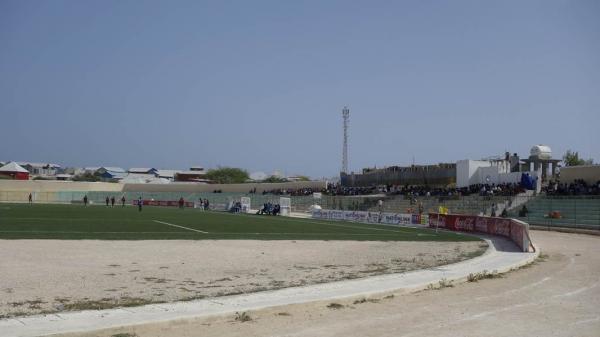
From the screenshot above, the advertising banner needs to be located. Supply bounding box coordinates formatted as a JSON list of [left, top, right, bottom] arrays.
[[382, 213, 413, 225], [429, 212, 533, 252], [313, 209, 420, 226], [133, 200, 194, 208]]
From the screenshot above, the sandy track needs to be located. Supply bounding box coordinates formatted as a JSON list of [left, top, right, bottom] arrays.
[[0, 239, 484, 317], [63, 231, 600, 337]]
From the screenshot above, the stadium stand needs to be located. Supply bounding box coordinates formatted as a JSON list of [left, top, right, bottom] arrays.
[[2, 180, 598, 230], [508, 196, 600, 230]]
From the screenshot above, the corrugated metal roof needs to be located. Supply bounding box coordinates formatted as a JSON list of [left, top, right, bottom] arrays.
[[0, 162, 29, 173], [156, 170, 179, 178], [17, 162, 61, 168], [128, 168, 157, 173], [177, 171, 207, 175], [101, 167, 126, 173]]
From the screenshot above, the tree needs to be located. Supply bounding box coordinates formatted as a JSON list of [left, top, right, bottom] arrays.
[[262, 175, 288, 183], [205, 167, 249, 184], [72, 172, 101, 182], [563, 150, 594, 167]]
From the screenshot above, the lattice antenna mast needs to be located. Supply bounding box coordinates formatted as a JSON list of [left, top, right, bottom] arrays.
[[342, 106, 350, 174]]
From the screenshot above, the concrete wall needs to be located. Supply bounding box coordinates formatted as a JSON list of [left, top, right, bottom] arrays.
[[559, 165, 600, 184], [456, 160, 471, 188], [457, 160, 497, 187], [0, 180, 327, 194], [122, 181, 326, 193], [341, 165, 456, 187], [0, 180, 123, 192]]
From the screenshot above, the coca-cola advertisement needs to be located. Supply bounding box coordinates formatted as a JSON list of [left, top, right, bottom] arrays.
[[429, 213, 532, 252]]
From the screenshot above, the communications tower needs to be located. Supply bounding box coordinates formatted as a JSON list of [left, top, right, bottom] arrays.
[[342, 106, 350, 174]]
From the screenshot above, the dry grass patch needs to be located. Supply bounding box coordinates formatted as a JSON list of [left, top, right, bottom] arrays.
[[467, 270, 502, 282], [63, 297, 157, 311]]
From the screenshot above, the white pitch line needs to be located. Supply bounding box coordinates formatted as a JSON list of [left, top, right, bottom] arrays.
[[153, 220, 209, 234]]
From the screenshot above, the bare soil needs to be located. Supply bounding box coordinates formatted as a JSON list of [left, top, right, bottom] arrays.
[[57, 231, 600, 337], [0, 239, 485, 317]]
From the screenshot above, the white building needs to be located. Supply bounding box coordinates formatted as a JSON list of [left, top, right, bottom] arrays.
[[17, 162, 61, 177], [456, 157, 540, 188]]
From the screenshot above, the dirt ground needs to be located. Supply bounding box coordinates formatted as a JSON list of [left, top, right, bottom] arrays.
[[0, 239, 485, 317], [63, 231, 600, 337]]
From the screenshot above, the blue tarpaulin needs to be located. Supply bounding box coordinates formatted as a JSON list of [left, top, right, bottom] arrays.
[[520, 173, 537, 190]]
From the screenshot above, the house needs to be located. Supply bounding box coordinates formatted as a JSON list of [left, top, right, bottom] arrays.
[[120, 173, 170, 184], [156, 169, 179, 181], [55, 174, 73, 181], [0, 162, 30, 180], [128, 168, 158, 175], [95, 167, 127, 180], [63, 167, 86, 176], [18, 162, 61, 177], [175, 167, 209, 182]]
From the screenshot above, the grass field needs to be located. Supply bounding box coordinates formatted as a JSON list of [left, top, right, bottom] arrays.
[[0, 203, 479, 241]]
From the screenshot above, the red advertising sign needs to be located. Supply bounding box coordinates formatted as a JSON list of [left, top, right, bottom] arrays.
[[429, 213, 532, 252]]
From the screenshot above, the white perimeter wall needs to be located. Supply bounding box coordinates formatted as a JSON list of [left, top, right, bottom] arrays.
[[0, 180, 327, 194], [0, 180, 123, 192]]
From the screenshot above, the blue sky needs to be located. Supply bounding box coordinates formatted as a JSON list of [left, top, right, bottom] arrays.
[[1, 0, 598, 178]]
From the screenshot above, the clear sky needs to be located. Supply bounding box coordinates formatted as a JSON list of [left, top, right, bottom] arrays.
[[1, 0, 598, 178]]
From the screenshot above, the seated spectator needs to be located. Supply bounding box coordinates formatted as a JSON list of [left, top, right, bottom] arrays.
[[230, 201, 242, 213], [258, 203, 269, 215], [519, 205, 529, 217]]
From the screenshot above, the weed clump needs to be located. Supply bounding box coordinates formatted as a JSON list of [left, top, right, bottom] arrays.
[[327, 302, 344, 309], [234, 311, 252, 322], [467, 270, 502, 282]]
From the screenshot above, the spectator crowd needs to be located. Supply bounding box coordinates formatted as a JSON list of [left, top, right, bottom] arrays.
[[545, 180, 600, 196], [246, 179, 600, 199], [322, 182, 526, 198]]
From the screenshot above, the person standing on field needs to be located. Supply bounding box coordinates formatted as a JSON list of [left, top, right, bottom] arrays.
[[83, 195, 88, 207], [121, 195, 126, 207], [28, 193, 32, 204], [138, 197, 143, 212], [105, 196, 110, 207], [110, 196, 115, 207]]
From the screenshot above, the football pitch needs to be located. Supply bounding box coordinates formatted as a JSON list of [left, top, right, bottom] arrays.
[[0, 203, 479, 241]]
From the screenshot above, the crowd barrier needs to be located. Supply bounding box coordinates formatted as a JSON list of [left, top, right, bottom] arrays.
[[429, 213, 534, 252]]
